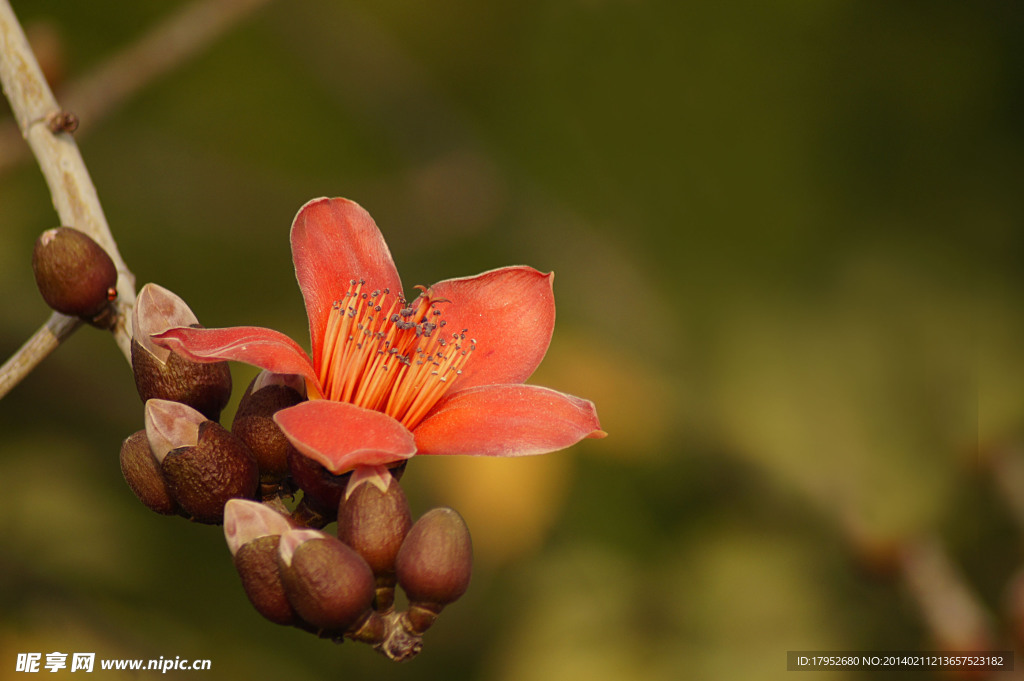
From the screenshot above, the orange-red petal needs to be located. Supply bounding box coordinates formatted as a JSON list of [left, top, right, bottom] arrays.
[[152, 325, 320, 392], [412, 384, 605, 457], [423, 266, 555, 393], [290, 198, 402, 373], [273, 400, 417, 474]]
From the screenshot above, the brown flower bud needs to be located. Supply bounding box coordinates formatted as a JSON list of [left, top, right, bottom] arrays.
[[287, 450, 349, 525], [32, 227, 116, 321], [277, 529, 375, 632], [131, 283, 232, 421], [119, 429, 179, 515], [234, 535, 298, 626], [145, 399, 258, 524], [396, 507, 472, 633], [338, 469, 411, 577], [232, 372, 305, 485]]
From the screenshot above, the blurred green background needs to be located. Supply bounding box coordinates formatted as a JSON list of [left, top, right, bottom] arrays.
[[1, 1, 1021, 679]]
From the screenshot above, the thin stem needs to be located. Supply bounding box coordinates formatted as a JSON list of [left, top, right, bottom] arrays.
[[0, 312, 80, 399], [0, 0, 135, 391]]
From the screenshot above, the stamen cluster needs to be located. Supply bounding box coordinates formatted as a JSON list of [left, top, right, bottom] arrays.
[[319, 279, 474, 428]]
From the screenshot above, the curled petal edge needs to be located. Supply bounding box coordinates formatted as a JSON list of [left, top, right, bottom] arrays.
[[413, 383, 605, 458]]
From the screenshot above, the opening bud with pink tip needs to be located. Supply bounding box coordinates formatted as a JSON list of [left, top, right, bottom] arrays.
[[224, 499, 298, 626], [144, 399, 258, 524], [338, 466, 411, 610], [131, 283, 232, 421], [224, 498, 294, 556], [396, 507, 473, 634], [32, 226, 117, 325], [277, 528, 375, 632]]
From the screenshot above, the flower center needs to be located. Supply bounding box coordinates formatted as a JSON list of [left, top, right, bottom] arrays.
[[318, 279, 474, 429]]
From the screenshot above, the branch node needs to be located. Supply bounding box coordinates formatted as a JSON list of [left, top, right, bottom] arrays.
[[45, 109, 79, 134]]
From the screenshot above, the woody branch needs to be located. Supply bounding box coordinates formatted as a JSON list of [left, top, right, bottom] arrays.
[[0, 0, 135, 399]]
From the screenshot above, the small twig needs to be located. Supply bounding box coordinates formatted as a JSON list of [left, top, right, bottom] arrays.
[[0, 311, 80, 399], [0, 0, 273, 175], [0, 0, 135, 386]]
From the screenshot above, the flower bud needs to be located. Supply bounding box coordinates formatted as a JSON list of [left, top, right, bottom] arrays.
[[338, 468, 411, 577], [277, 529, 375, 632], [145, 399, 258, 524], [131, 283, 232, 421], [234, 535, 298, 626], [224, 499, 298, 626], [32, 226, 117, 322], [396, 507, 472, 633], [232, 372, 305, 485], [119, 429, 179, 515], [287, 449, 350, 525]]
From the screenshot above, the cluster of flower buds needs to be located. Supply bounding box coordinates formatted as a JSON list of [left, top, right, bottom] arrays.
[[224, 470, 472, 662], [32, 226, 118, 328], [119, 283, 472, 660], [120, 284, 254, 523]]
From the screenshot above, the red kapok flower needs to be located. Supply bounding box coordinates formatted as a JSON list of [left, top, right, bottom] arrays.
[[153, 198, 605, 475]]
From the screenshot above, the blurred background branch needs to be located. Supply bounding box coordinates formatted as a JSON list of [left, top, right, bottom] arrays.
[[900, 537, 994, 655], [0, 0, 273, 176]]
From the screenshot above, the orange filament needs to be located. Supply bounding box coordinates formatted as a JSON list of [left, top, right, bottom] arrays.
[[318, 279, 474, 429]]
